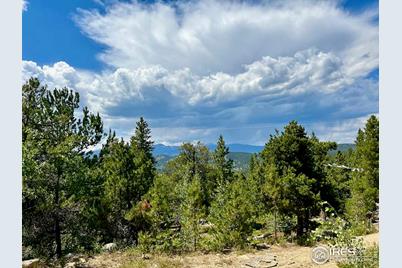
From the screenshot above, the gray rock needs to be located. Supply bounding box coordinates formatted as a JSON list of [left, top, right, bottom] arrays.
[[22, 259, 41, 268], [64, 262, 76, 268], [142, 253, 151, 259], [102, 242, 117, 251], [254, 243, 270, 250], [253, 233, 271, 240], [244, 258, 278, 268], [222, 248, 231, 253]]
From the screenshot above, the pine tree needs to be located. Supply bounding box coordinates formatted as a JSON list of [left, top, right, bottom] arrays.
[[102, 138, 133, 212], [130, 117, 156, 201], [260, 121, 331, 240], [249, 154, 257, 173], [208, 175, 259, 250], [180, 175, 205, 251], [100, 118, 157, 242], [355, 115, 379, 192], [148, 174, 181, 229], [346, 115, 379, 234], [130, 117, 154, 162], [166, 142, 213, 207], [261, 163, 281, 241], [22, 78, 103, 258], [213, 135, 234, 186], [324, 151, 353, 214]]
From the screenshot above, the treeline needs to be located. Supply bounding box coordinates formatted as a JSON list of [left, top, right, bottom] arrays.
[[22, 78, 379, 259]]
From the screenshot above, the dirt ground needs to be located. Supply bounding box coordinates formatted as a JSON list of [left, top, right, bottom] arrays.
[[360, 232, 379, 248], [84, 233, 379, 268]]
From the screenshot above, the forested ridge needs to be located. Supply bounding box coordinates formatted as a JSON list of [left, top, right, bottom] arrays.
[[155, 146, 355, 171], [22, 78, 379, 265]]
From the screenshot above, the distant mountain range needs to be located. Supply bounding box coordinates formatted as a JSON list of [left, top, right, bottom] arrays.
[[153, 143, 355, 170], [153, 143, 264, 156], [93, 143, 355, 170], [153, 143, 262, 170], [328, 143, 356, 155], [155, 151, 253, 171]]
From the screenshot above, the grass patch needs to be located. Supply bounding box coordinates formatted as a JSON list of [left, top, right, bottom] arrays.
[[337, 245, 379, 268], [119, 255, 184, 268]]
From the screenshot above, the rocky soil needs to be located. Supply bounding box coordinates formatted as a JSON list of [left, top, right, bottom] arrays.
[[22, 232, 379, 268]]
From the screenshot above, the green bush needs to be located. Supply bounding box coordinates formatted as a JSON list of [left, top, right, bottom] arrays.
[[310, 215, 379, 268], [310, 215, 364, 250], [138, 229, 183, 254], [208, 177, 259, 250], [337, 245, 379, 268]]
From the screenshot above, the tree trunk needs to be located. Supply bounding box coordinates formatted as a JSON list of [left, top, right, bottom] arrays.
[[296, 214, 304, 238], [274, 209, 277, 242], [296, 210, 311, 239], [55, 174, 62, 258], [55, 215, 62, 258]]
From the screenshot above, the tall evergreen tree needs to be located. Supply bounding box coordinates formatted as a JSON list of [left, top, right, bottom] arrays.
[[324, 151, 353, 214], [100, 118, 156, 242], [213, 135, 234, 186], [166, 142, 213, 207], [260, 121, 333, 239], [208, 175, 259, 250], [347, 115, 379, 234], [103, 138, 132, 210], [100, 117, 157, 243], [130, 117, 156, 201], [130, 117, 154, 161], [355, 115, 379, 192], [180, 175, 205, 251], [260, 163, 281, 241], [22, 78, 103, 258]]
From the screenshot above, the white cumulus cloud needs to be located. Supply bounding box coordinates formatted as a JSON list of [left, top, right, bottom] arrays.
[[22, 49, 364, 114], [22, 0, 379, 144], [74, 0, 378, 76]]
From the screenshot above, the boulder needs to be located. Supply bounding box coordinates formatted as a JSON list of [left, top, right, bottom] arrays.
[[64, 262, 76, 268], [102, 242, 117, 251], [244, 255, 278, 268], [65, 253, 74, 259], [22, 259, 41, 268], [253, 243, 270, 250], [141, 253, 151, 259], [253, 233, 271, 240]]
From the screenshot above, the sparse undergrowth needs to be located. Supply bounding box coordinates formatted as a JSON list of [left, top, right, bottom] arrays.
[[337, 245, 379, 268], [120, 258, 184, 268]]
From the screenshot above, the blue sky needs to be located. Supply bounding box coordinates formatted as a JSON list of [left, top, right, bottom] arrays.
[[22, 0, 379, 145]]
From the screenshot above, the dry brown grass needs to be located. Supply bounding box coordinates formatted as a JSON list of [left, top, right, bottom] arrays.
[[83, 233, 379, 268]]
